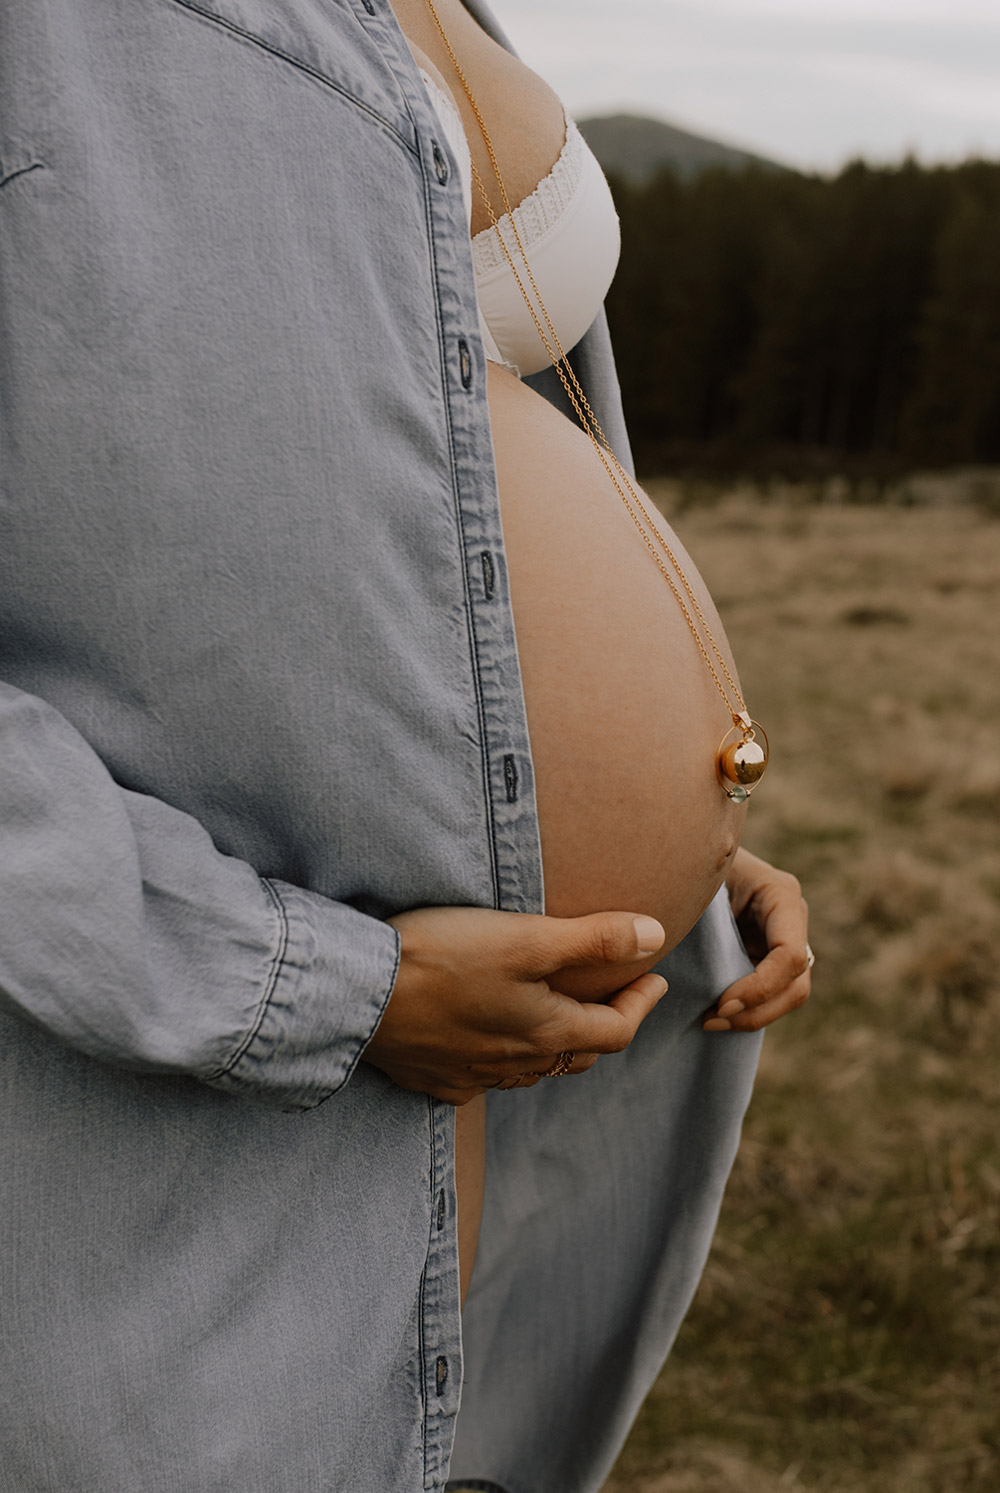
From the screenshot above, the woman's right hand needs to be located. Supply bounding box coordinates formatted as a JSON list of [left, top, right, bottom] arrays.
[[362, 906, 669, 1104]]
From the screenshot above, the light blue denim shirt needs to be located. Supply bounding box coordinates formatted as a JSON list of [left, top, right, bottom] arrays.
[[0, 2, 761, 1489]]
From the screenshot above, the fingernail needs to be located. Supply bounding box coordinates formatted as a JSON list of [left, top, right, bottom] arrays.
[[703, 1017, 731, 1032], [633, 916, 665, 955], [647, 975, 669, 999], [718, 998, 744, 1018]]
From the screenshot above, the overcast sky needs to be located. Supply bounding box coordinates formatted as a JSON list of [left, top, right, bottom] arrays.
[[492, 0, 1000, 172]]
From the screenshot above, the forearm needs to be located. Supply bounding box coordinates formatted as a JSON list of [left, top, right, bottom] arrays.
[[0, 682, 399, 1109]]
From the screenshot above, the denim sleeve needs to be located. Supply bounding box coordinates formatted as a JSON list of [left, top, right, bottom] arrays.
[[0, 681, 400, 1111]]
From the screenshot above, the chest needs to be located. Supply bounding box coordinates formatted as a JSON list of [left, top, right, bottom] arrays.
[[388, 0, 566, 235]]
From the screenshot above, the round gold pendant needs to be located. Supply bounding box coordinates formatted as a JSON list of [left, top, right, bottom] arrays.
[[716, 722, 769, 803]]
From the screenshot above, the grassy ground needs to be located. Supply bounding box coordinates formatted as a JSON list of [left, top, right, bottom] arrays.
[[603, 482, 1000, 1493]]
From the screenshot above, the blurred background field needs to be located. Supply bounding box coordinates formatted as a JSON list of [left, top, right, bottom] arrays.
[[602, 479, 1000, 1492], [566, 73, 1000, 1492]]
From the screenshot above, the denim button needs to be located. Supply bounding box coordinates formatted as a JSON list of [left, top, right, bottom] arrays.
[[432, 143, 449, 185]]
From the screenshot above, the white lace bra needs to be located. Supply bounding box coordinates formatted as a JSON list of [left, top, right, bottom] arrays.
[[419, 70, 621, 378]]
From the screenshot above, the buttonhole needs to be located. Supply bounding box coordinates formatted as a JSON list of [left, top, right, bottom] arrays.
[[436, 1190, 446, 1231], [432, 143, 449, 185], [435, 1356, 449, 1395], [458, 338, 472, 389], [503, 754, 518, 803], [481, 551, 495, 599]]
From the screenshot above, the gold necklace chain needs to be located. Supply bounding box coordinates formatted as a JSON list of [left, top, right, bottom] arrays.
[[422, 0, 768, 802]]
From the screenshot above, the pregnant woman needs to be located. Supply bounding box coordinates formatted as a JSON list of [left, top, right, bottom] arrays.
[[371, 0, 802, 1315], [0, 1, 809, 1490]]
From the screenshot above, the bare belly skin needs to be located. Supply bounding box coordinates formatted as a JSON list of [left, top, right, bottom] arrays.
[[457, 364, 750, 1299], [491, 363, 747, 951]]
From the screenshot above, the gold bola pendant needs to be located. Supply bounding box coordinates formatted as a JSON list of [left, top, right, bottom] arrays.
[[717, 719, 769, 803]]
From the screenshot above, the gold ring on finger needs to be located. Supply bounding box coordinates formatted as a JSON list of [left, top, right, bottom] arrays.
[[531, 1050, 576, 1079]]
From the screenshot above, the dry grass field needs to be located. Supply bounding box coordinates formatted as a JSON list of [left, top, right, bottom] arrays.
[[603, 478, 1000, 1493]]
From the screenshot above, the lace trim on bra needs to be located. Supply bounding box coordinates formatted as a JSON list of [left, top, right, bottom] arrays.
[[471, 116, 584, 277], [419, 69, 463, 143]]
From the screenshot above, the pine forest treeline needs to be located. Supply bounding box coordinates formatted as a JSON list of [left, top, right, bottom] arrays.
[[604, 159, 1000, 475]]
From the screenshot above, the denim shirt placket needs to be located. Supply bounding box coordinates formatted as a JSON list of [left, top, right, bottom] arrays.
[[359, 2, 545, 1484]]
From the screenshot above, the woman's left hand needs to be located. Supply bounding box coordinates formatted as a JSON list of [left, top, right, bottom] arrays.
[[704, 847, 811, 1032]]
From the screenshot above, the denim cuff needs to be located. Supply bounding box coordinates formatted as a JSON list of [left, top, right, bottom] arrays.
[[208, 878, 400, 1111]]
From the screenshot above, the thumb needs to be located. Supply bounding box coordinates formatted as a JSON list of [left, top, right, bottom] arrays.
[[529, 910, 666, 976]]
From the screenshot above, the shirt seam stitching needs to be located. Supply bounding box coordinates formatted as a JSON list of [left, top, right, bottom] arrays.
[[419, 135, 501, 911], [204, 877, 289, 1080], [0, 160, 46, 193], [420, 1098, 435, 1485], [163, 0, 418, 154]]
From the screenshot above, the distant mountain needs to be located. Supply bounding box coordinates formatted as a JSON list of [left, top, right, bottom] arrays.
[[576, 113, 788, 184]]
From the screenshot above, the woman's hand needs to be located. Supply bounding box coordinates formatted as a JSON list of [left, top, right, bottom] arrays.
[[704, 848, 811, 1032], [363, 905, 670, 1104]]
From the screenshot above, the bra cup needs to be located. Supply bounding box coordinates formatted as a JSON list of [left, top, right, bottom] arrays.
[[473, 146, 621, 377]]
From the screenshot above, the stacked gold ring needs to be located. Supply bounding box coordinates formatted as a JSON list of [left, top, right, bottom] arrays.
[[531, 1051, 575, 1079], [495, 1051, 577, 1088]]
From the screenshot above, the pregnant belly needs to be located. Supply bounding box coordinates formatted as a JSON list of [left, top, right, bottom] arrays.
[[489, 364, 748, 988]]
